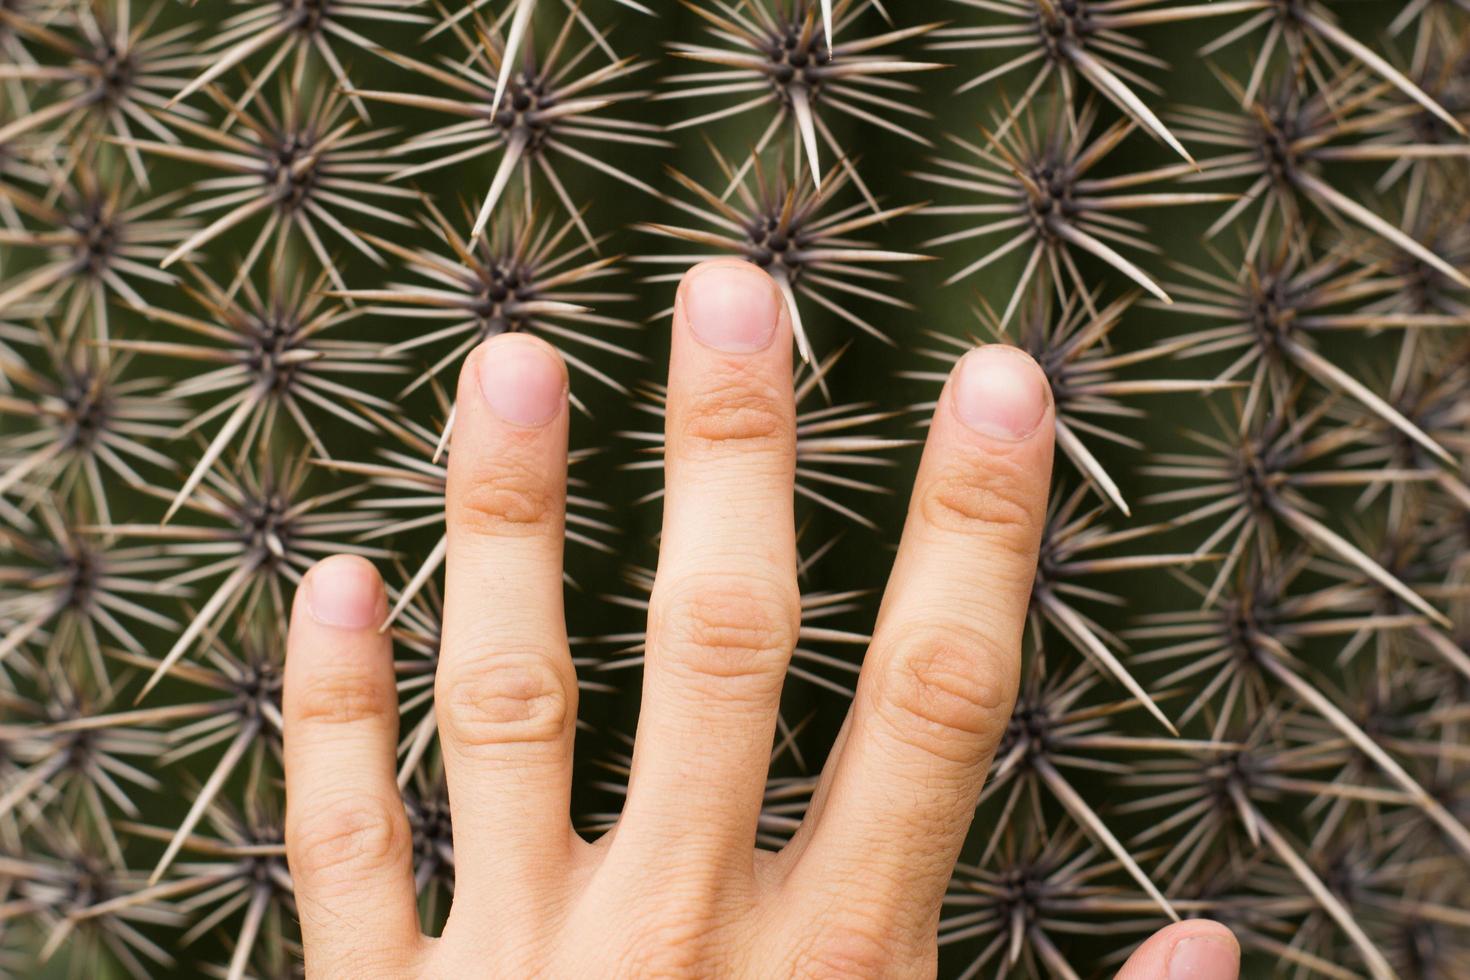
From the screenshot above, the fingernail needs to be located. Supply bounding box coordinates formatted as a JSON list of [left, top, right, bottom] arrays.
[[953, 346, 1050, 441], [684, 262, 780, 353], [305, 556, 381, 629], [1168, 935, 1240, 980], [478, 339, 566, 427]]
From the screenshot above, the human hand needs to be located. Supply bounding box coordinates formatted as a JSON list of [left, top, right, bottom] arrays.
[[281, 260, 1241, 978]]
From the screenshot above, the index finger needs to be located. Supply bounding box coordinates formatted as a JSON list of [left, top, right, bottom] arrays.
[[785, 345, 1054, 933]]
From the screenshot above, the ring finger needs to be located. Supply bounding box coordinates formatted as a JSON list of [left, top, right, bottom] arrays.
[[436, 334, 580, 912]]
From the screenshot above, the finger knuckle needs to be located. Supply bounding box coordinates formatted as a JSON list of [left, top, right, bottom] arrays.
[[292, 669, 395, 728], [308, 961, 413, 980], [452, 459, 558, 538], [615, 920, 722, 978], [438, 654, 572, 751], [871, 628, 1017, 763], [791, 921, 901, 979], [677, 374, 789, 454], [919, 457, 1041, 556], [288, 792, 405, 886], [651, 574, 798, 693]]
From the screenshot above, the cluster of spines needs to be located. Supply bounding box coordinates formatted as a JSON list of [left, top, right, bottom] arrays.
[[1, 0, 1468, 977]]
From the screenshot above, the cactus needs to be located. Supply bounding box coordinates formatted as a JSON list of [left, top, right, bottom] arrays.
[[1, 1, 1468, 976]]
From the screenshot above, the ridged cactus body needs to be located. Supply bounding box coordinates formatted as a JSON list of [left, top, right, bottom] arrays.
[[1, 1, 1468, 977]]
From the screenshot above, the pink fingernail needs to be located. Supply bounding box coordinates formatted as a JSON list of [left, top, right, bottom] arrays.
[[1168, 935, 1241, 980], [478, 339, 566, 427], [305, 556, 381, 629], [684, 263, 780, 353], [953, 345, 1050, 441]]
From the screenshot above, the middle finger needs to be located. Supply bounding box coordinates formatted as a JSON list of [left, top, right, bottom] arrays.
[[618, 260, 800, 862]]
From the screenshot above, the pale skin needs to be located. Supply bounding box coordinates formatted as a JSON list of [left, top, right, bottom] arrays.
[[282, 261, 1244, 979]]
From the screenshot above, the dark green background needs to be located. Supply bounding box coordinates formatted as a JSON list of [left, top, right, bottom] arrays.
[[3, 0, 1450, 976]]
